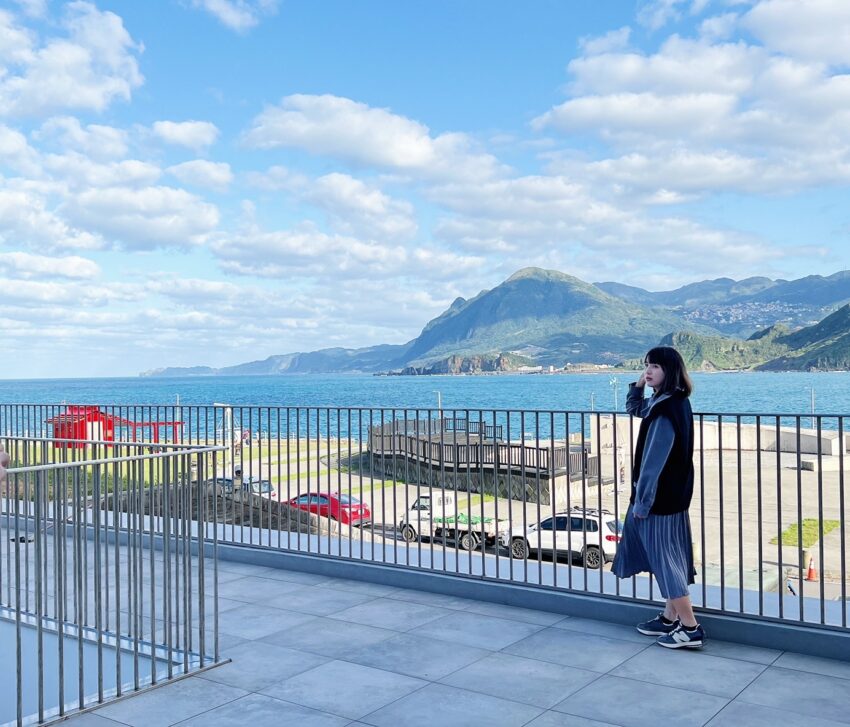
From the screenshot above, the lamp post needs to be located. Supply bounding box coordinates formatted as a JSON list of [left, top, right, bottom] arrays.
[[214, 403, 234, 471]]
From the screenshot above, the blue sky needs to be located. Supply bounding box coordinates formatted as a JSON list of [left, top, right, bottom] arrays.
[[1, 0, 849, 377]]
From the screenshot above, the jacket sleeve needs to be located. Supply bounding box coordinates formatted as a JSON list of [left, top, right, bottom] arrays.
[[626, 382, 649, 417], [633, 415, 675, 518]]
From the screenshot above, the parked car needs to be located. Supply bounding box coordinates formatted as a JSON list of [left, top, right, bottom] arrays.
[[244, 476, 277, 499], [205, 476, 236, 495], [286, 492, 371, 526], [399, 493, 508, 551], [499, 507, 623, 568]]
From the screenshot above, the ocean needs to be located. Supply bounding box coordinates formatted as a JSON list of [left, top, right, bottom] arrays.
[[0, 371, 847, 416]]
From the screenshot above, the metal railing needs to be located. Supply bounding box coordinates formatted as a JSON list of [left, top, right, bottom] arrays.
[[1, 403, 848, 637], [1, 439, 225, 727]]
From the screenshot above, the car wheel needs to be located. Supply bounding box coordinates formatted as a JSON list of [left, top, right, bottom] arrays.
[[459, 532, 480, 551], [511, 538, 530, 559], [400, 524, 417, 542], [583, 546, 602, 569]]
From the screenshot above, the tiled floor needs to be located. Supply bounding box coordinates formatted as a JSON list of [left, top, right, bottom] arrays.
[[65, 559, 850, 727]]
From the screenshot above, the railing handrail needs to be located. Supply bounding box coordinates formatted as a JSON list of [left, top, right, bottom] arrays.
[[5, 444, 225, 474]]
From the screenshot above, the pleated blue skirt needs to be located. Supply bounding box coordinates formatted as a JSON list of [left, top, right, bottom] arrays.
[[611, 504, 696, 599]]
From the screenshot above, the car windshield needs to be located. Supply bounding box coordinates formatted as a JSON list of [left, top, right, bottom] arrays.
[[337, 494, 360, 505], [606, 520, 624, 534], [251, 480, 272, 493]]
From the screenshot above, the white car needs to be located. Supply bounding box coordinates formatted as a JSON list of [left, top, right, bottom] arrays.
[[499, 507, 623, 569]]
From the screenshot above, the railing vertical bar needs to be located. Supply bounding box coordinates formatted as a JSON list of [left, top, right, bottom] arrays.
[[816, 416, 825, 624], [795, 417, 804, 623], [755, 415, 764, 616], [736, 415, 744, 615]]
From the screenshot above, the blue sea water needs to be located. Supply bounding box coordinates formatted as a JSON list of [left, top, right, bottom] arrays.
[[0, 371, 847, 416]]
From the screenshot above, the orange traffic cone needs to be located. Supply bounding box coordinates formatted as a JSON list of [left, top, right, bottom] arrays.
[[805, 556, 819, 582]]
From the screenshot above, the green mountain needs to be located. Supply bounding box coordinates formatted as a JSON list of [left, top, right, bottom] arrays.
[[757, 305, 850, 371], [402, 267, 701, 366], [596, 271, 850, 335], [623, 305, 850, 372], [143, 268, 850, 377]]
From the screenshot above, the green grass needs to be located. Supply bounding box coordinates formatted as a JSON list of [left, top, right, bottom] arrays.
[[770, 519, 840, 548], [456, 494, 495, 509]]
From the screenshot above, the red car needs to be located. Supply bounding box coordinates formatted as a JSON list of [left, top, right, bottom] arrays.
[[287, 492, 372, 526]]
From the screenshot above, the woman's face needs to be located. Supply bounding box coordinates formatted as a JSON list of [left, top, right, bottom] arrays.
[[644, 361, 666, 390]]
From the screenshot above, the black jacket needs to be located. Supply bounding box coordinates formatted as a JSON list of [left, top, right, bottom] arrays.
[[631, 392, 694, 515]]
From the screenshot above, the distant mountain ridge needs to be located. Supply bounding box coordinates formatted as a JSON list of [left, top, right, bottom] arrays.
[[142, 268, 850, 377], [596, 271, 850, 335]]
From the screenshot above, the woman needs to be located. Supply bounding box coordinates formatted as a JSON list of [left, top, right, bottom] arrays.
[[611, 346, 704, 648]]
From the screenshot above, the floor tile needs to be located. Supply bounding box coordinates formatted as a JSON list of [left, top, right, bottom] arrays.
[[504, 627, 648, 672], [327, 597, 450, 631], [197, 640, 329, 691], [439, 652, 598, 708], [269, 660, 426, 720], [524, 712, 620, 727], [174, 693, 349, 727], [359, 683, 542, 727], [772, 652, 850, 680], [262, 586, 377, 616], [249, 568, 331, 586], [554, 675, 728, 727], [610, 646, 768, 697], [435, 599, 567, 626], [385, 589, 477, 611], [344, 632, 489, 681], [215, 575, 309, 603], [552, 616, 651, 643], [94, 676, 247, 727], [263, 616, 397, 658], [699, 639, 782, 665], [318, 578, 400, 597], [737, 666, 850, 724], [60, 715, 129, 727], [410, 610, 544, 650], [706, 700, 849, 726], [217, 602, 315, 640]]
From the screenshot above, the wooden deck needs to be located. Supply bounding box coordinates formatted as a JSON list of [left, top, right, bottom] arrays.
[[368, 418, 598, 478]]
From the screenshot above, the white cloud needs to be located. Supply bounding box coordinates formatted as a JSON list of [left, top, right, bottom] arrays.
[[534, 26, 850, 196], [699, 12, 739, 40], [12, 0, 48, 17], [0, 123, 40, 174], [579, 27, 631, 55], [0, 2, 143, 117], [35, 116, 128, 159], [0, 187, 102, 250], [65, 186, 220, 249], [0, 251, 99, 279], [637, 0, 688, 30], [211, 222, 409, 278], [243, 94, 505, 181], [167, 159, 233, 190], [306, 173, 417, 240], [191, 0, 279, 33], [743, 0, 850, 65], [43, 153, 161, 189], [152, 120, 219, 150], [429, 174, 783, 280]]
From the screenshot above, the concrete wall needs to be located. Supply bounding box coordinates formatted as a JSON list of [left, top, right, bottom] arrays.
[[593, 414, 846, 457]]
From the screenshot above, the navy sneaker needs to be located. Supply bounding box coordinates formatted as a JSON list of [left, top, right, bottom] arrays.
[[656, 622, 705, 649], [636, 613, 679, 636]]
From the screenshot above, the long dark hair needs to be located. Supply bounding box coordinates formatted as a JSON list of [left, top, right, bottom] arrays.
[[645, 346, 693, 397]]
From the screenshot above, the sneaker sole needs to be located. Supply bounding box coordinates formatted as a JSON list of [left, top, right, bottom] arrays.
[[636, 627, 674, 636], [657, 638, 704, 649]]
